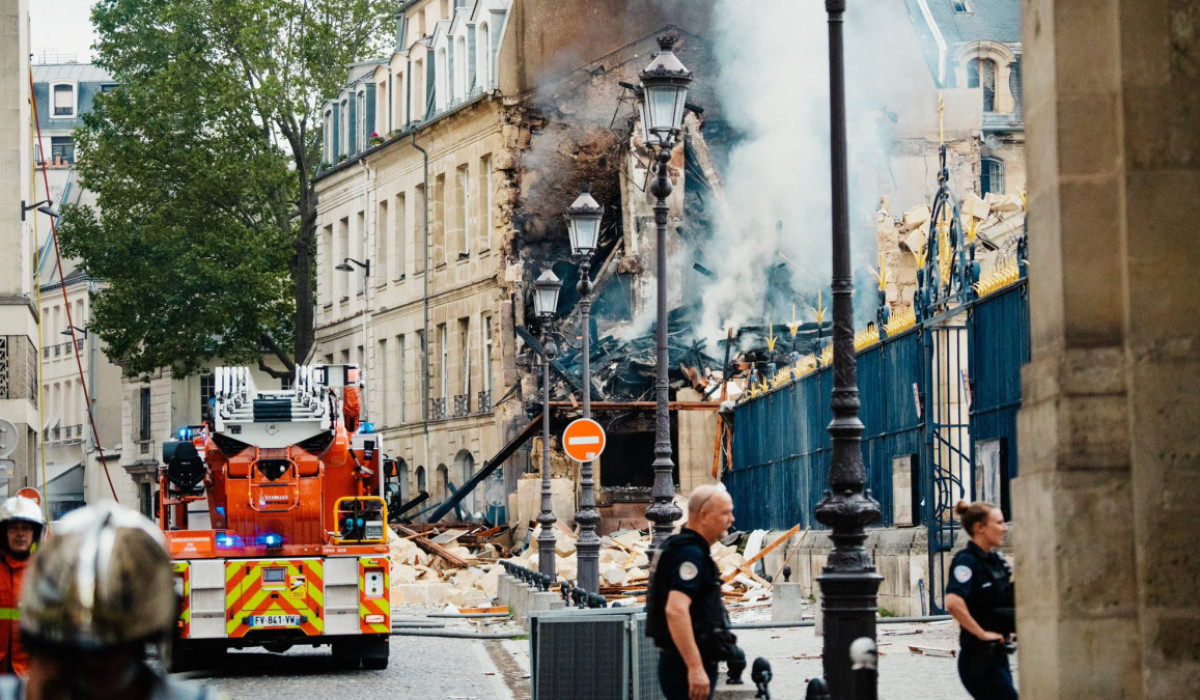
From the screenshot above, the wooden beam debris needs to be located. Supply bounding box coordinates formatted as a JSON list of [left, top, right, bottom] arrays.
[[393, 523, 471, 568]]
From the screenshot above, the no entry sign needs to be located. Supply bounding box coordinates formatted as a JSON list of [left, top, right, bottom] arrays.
[[562, 418, 606, 462]]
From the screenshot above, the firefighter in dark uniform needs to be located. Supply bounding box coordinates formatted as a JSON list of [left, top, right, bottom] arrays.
[[646, 484, 738, 700], [945, 500, 1018, 699]]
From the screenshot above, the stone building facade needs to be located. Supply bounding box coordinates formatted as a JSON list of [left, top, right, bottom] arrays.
[[313, 0, 722, 527], [1014, 0, 1200, 695], [0, 0, 40, 496]]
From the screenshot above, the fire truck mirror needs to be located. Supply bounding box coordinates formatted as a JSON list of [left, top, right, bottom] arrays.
[[165, 441, 206, 492], [383, 458, 397, 478]]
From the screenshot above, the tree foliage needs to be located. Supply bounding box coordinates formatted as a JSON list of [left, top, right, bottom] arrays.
[[58, 0, 393, 378]]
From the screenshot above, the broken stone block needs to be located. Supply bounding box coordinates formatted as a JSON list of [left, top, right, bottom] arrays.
[[392, 582, 453, 608], [961, 193, 989, 220], [447, 587, 490, 609], [903, 228, 927, 256], [602, 567, 628, 586], [902, 205, 930, 231], [391, 563, 419, 585]]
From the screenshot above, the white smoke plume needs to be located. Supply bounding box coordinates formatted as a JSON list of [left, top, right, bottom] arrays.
[[694, 0, 930, 343]]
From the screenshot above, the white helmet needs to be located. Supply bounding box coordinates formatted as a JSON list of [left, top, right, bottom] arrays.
[[0, 495, 45, 544], [19, 503, 177, 650]]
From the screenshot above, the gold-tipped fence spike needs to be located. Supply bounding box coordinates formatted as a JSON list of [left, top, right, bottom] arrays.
[[973, 257, 1022, 298], [885, 308, 917, 336], [912, 246, 927, 270], [854, 325, 881, 352], [810, 289, 827, 326]]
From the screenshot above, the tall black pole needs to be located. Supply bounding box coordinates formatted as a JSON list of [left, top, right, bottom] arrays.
[[537, 331, 558, 579], [814, 1, 882, 698], [574, 259, 601, 593], [645, 146, 681, 550]]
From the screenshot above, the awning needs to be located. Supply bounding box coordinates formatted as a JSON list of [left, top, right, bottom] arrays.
[[38, 462, 84, 501]]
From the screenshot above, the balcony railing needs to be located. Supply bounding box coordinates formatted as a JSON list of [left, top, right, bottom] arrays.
[[476, 390, 492, 415], [429, 397, 447, 421], [452, 394, 470, 418]]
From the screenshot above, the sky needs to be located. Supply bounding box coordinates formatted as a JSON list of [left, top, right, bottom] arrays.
[[29, 0, 99, 63]]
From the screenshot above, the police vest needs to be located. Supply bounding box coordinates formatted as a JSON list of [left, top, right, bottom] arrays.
[[953, 545, 1016, 643], [645, 529, 731, 655]]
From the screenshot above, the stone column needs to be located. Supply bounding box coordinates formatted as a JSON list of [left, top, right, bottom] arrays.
[[1017, 0, 1200, 696]]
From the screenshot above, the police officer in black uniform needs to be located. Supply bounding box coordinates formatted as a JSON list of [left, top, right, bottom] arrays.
[[945, 500, 1018, 699], [646, 484, 738, 700]]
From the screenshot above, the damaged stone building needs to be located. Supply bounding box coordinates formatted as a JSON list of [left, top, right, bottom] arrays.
[[312, 0, 730, 530], [312, 0, 1031, 550]]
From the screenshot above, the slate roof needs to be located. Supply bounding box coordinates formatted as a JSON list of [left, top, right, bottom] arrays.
[[913, 0, 1021, 47], [32, 63, 114, 84]]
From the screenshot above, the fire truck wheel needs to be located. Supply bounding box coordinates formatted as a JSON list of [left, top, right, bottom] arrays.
[[331, 642, 362, 670], [362, 655, 389, 670]]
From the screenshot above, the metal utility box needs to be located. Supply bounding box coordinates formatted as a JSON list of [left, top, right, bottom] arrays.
[[529, 607, 665, 700]]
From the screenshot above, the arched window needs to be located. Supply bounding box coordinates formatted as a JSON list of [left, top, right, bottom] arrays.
[[479, 23, 491, 91], [454, 449, 476, 515], [324, 107, 333, 162], [455, 36, 467, 102], [968, 58, 997, 112], [397, 458, 409, 502], [416, 465, 427, 493], [981, 157, 1005, 196], [435, 464, 449, 499]]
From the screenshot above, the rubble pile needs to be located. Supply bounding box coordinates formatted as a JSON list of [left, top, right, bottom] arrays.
[[386, 524, 776, 612]]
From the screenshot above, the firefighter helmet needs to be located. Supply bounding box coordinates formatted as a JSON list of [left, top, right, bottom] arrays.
[[0, 495, 46, 543], [18, 502, 177, 649]]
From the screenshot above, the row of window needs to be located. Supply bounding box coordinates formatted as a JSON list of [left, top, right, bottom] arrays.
[[41, 378, 87, 434], [324, 312, 494, 429], [392, 453, 492, 513], [322, 0, 506, 165], [41, 301, 86, 346], [322, 153, 495, 300]]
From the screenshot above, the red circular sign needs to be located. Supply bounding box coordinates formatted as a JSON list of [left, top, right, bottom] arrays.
[[15, 488, 42, 506], [562, 419, 606, 462]]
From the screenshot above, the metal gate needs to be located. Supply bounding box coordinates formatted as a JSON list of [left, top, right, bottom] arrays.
[[915, 145, 1029, 613], [725, 145, 1029, 614], [923, 323, 971, 610]]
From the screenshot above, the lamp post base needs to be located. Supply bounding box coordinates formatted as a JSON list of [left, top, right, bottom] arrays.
[[817, 570, 883, 700]]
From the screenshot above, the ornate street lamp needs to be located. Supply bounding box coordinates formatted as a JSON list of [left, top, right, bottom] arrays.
[[811, 2, 882, 698], [565, 185, 603, 593], [639, 36, 692, 551], [335, 257, 371, 421], [532, 268, 562, 579]]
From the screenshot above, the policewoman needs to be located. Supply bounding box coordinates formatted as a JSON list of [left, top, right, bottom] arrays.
[[945, 500, 1018, 699], [646, 484, 738, 700]]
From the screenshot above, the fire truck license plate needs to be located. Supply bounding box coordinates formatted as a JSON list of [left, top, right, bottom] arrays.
[[251, 615, 300, 627]]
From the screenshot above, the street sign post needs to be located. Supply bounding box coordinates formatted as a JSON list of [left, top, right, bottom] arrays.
[[562, 418, 606, 462]]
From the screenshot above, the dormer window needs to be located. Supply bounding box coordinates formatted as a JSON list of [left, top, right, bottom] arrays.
[[51, 82, 77, 118]]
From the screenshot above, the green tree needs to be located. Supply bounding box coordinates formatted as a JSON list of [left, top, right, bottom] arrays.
[[58, 0, 393, 378]]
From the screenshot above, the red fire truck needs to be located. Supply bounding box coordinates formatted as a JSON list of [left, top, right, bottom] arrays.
[[159, 365, 390, 670]]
